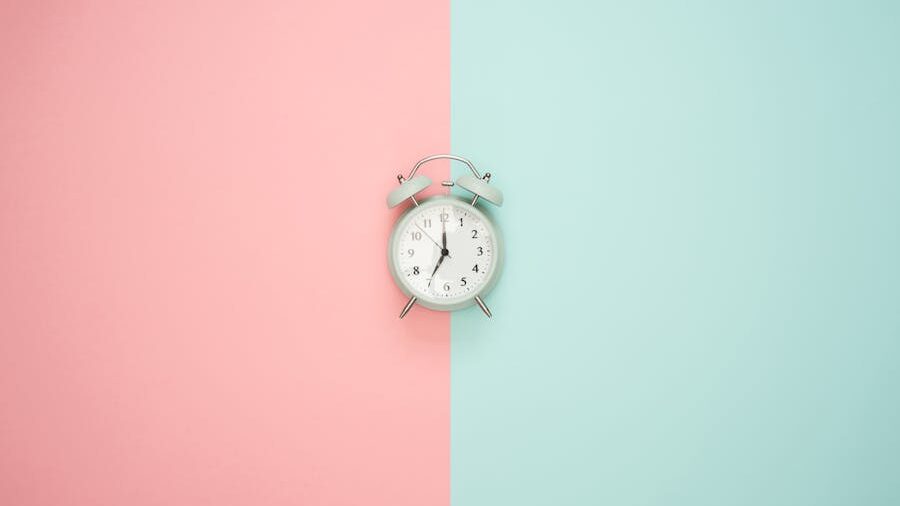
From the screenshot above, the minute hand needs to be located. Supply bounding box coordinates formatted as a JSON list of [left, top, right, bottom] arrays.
[[427, 254, 446, 287]]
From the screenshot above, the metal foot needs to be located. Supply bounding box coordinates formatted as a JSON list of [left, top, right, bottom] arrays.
[[399, 296, 417, 319], [474, 295, 492, 318]]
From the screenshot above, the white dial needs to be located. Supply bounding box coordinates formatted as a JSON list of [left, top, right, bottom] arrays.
[[389, 197, 500, 308]]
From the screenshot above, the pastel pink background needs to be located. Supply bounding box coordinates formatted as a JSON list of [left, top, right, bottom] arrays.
[[0, 1, 449, 505]]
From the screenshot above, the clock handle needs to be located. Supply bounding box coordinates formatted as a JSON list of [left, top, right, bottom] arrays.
[[406, 154, 482, 180]]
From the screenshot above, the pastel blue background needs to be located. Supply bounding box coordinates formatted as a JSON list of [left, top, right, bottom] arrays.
[[451, 1, 900, 504]]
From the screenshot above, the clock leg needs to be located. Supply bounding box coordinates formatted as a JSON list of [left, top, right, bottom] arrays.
[[474, 296, 492, 318], [399, 296, 417, 319]]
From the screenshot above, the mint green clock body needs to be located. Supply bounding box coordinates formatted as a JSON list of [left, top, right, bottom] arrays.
[[386, 155, 504, 318]]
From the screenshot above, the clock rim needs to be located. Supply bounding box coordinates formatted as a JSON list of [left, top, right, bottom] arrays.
[[387, 195, 503, 311]]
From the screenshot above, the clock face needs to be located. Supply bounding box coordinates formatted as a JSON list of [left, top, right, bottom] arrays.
[[391, 197, 499, 307]]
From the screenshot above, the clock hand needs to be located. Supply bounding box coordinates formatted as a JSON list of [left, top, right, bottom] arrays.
[[426, 253, 446, 287], [426, 217, 452, 288], [415, 222, 452, 258], [415, 223, 443, 250]]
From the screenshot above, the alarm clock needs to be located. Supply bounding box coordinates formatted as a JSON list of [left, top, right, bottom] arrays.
[[386, 154, 503, 319]]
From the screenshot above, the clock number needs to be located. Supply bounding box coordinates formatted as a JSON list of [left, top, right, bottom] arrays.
[[472, 264, 479, 273], [460, 277, 467, 286], [443, 282, 451, 291], [412, 231, 422, 240], [440, 213, 449, 222], [471, 230, 478, 239], [423, 219, 432, 228], [459, 218, 464, 227], [413, 266, 420, 275], [407, 248, 414, 257], [476, 246, 483, 256]]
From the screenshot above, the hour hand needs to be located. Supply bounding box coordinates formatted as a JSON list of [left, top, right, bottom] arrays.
[[416, 222, 451, 258]]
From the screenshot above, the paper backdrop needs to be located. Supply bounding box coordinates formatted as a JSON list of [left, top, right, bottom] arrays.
[[2, 1, 899, 505]]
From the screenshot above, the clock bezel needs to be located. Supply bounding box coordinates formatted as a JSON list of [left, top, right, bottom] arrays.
[[387, 195, 503, 311]]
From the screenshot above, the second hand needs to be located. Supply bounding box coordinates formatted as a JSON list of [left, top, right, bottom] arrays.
[[415, 223, 452, 258]]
